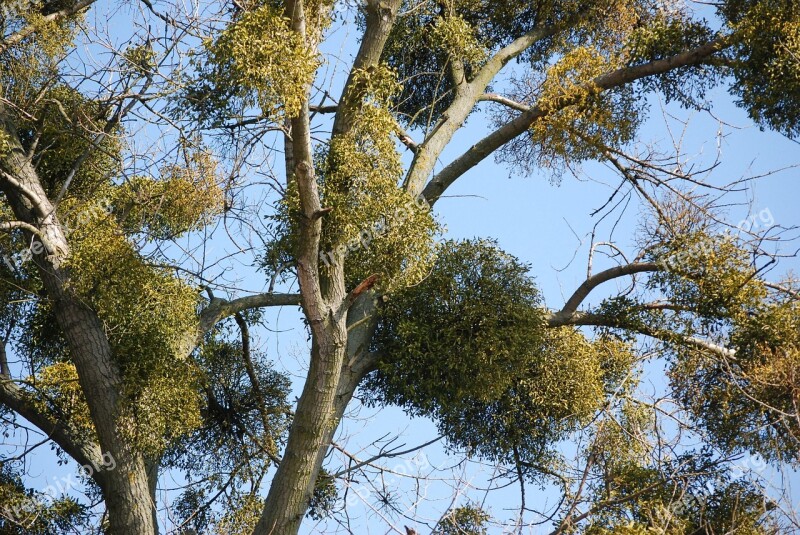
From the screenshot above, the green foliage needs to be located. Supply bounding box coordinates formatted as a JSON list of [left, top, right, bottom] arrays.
[[121, 42, 156, 76], [6, 127, 223, 457], [381, 0, 580, 126], [365, 239, 636, 465], [642, 229, 800, 461], [626, 14, 719, 108], [366, 239, 548, 407], [649, 231, 766, 330], [14, 85, 122, 200], [671, 294, 800, 461], [526, 46, 642, 170], [63, 204, 205, 455], [0, 0, 82, 93], [30, 362, 96, 440], [592, 400, 654, 472], [178, 326, 291, 466], [5, 0, 800, 531], [112, 147, 223, 240], [319, 121, 438, 289], [272, 65, 439, 291], [434, 503, 491, 535], [0, 131, 10, 157], [494, 2, 706, 175], [430, 14, 487, 65], [380, 2, 477, 127], [0, 87, 223, 460], [582, 451, 778, 534], [213, 494, 264, 535], [684, 480, 778, 534], [199, 4, 318, 122], [306, 468, 337, 520], [9, 286, 72, 371], [0, 462, 89, 534], [721, 0, 800, 137], [383, 0, 657, 128], [0, 0, 229, 480]]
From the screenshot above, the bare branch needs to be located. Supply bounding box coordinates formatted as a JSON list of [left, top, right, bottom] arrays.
[[0, 220, 59, 255], [199, 293, 301, 333], [0, 171, 51, 220], [559, 262, 660, 317], [310, 104, 338, 114], [478, 93, 531, 113], [233, 313, 283, 466]]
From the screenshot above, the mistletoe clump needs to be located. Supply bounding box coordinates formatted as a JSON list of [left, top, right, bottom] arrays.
[[31, 362, 96, 440], [59, 162, 224, 454], [528, 45, 641, 169], [203, 4, 319, 121], [722, 0, 800, 137], [641, 230, 800, 461], [271, 66, 439, 291], [112, 147, 224, 240], [365, 239, 637, 465]]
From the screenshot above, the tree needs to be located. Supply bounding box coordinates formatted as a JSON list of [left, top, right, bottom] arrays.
[[1, 0, 800, 533]]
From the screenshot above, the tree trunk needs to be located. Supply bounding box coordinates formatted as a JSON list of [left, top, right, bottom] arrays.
[[43, 278, 157, 535], [254, 318, 348, 534], [253, 289, 379, 534], [0, 119, 157, 534]]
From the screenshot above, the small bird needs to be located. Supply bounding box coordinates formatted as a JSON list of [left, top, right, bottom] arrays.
[[405, 527, 418, 535]]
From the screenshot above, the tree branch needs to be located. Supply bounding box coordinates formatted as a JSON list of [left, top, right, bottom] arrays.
[[0, 171, 51, 220], [339, 274, 379, 319], [0, 0, 97, 55], [0, 378, 104, 473], [423, 36, 732, 205], [0, 221, 57, 254], [402, 12, 585, 195], [199, 293, 301, 334], [559, 262, 660, 317], [478, 93, 531, 112], [470, 10, 589, 90], [546, 310, 735, 359], [331, 0, 402, 138], [310, 104, 338, 114], [764, 281, 800, 301], [233, 313, 282, 466], [395, 124, 419, 153]]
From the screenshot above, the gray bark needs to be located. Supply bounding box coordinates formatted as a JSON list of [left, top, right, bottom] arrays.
[[0, 115, 157, 534]]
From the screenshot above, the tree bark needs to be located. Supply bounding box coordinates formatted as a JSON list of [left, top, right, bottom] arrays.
[[254, 289, 378, 534], [0, 116, 157, 534], [254, 320, 348, 534]]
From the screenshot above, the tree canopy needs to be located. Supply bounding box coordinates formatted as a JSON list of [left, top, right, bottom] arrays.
[[1, 0, 800, 533]]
